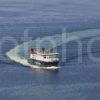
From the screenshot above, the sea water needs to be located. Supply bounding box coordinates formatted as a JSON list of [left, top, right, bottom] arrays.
[[0, 0, 100, 100]]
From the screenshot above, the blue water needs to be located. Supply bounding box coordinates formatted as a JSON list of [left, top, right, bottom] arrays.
[[0, 0, 100, 100]]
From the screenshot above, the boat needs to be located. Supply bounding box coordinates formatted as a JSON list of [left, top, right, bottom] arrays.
[[28, 48, 59, 67]]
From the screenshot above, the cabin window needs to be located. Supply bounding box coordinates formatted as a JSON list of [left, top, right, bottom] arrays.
[[44, 56, 46, 58]]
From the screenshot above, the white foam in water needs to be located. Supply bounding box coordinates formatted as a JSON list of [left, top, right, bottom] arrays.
[[6, 43, 60, 70], [6, 49, 60, 70], [6, 29, 100, 70]]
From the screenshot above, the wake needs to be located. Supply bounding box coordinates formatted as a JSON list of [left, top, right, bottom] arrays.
[[6, 46, 60, 70]]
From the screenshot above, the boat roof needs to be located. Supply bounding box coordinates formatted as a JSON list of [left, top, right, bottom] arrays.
[[39, 53, 59, 56]]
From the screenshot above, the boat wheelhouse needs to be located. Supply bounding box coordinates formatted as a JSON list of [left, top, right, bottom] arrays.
[[28, 48, 59, 67]]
